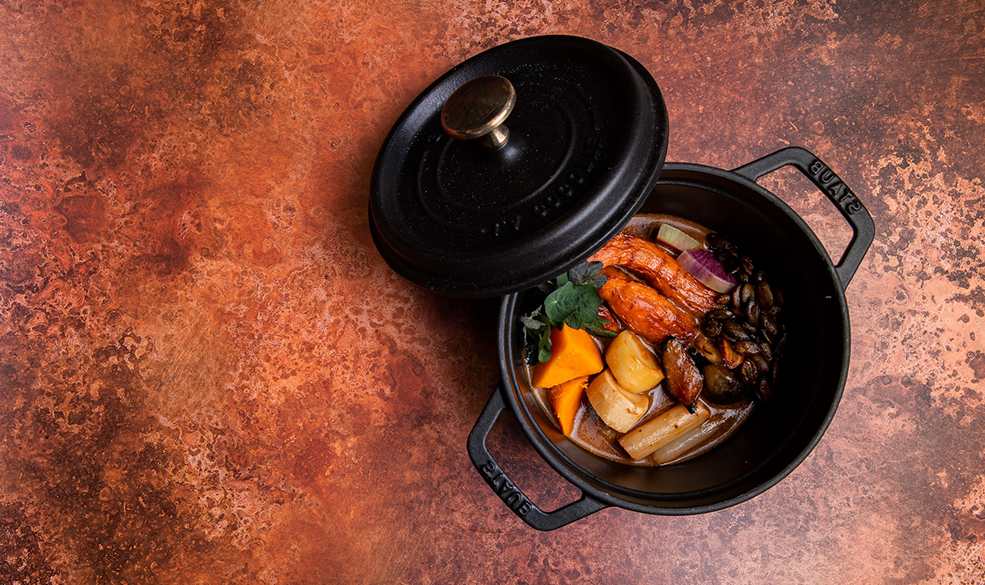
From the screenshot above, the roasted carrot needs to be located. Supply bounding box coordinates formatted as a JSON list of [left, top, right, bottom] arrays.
[[597, 267, 697, 344], [589, 233, 721, 316]]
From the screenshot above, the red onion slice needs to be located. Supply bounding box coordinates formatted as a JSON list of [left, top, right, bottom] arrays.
[[678, 249, 736, 293]]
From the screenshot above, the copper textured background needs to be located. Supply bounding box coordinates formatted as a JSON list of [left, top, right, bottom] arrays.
[[1, 0, 983, 583]]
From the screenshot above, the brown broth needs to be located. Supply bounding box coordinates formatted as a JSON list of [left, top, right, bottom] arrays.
[[528, 213, 756, 467]]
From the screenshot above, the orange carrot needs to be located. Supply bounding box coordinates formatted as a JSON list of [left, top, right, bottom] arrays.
[[589, 233, 720, 316], [547, 376, 590, 436], [531, 326, 604, 389], [597, 267, 697, 344]]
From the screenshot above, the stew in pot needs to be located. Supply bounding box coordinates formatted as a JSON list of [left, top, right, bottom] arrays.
[[522, 214, 786, 467]]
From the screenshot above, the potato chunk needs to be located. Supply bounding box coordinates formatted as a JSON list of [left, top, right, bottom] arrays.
[[605, 330, 665, 393], [585, 370, 649, 433]]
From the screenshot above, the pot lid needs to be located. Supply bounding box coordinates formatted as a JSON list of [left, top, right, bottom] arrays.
[[369, 35, 669, 298]]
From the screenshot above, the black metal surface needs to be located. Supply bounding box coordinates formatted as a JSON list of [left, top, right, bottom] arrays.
[[470, 147, 875, 529], [370, 35, 669, 298], [731, 147, 876, 288], [466, 387, 608, 531]]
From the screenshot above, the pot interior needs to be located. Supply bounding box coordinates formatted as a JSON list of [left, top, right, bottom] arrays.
[[503, 164, 851, 512]]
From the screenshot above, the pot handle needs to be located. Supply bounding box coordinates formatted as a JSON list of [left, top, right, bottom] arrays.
[[731, 146, 875, 288], [467, 387, 608, 531]]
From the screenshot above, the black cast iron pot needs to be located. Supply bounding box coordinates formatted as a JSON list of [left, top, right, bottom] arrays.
[[368, 35, 875, 531], [466, 146, 874, 530]]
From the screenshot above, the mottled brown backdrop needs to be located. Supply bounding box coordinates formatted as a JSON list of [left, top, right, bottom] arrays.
[[1, 0, 983, 583]]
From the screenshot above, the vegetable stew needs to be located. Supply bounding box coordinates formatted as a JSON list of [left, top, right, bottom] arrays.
[[524, 214, 784, 467]]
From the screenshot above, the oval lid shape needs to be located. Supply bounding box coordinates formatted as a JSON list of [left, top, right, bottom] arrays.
[[370, 35, 669, 298]]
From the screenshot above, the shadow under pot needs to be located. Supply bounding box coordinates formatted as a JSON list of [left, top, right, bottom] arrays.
[[468, 146, 874, 530]]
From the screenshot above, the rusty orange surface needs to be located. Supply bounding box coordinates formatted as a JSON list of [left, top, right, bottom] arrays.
[[2, 1, 984, 583]]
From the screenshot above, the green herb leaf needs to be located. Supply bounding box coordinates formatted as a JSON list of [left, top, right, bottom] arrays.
[[544, 282, 579, 323], [537, 332, 552, 363], [568, 261, 604, 286], [573, 285, 603, 326], [585, 326, 619, 338], [585, 274, 608, 290], [520, 261, 612, 363], [584, 314, 619, 338]]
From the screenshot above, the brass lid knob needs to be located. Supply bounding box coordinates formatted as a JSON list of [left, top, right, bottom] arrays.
[[440, 75, 516, 149]]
